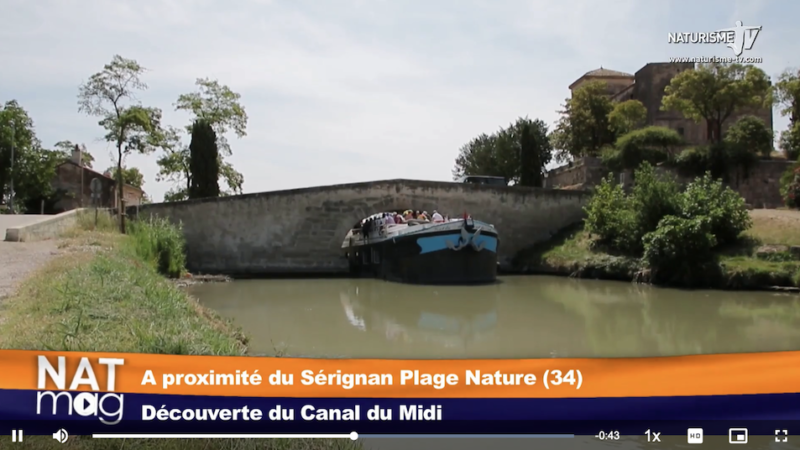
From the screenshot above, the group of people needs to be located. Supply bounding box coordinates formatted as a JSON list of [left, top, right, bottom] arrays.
[[401, 209, 446, 223], [359, 210, 449, 235], [388, 209, 447, 224]]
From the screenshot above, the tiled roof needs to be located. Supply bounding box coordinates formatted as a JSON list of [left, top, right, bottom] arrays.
[[57, 160, 145, 194], [569, 67, 634, 90], [583, 67, 634, 78]]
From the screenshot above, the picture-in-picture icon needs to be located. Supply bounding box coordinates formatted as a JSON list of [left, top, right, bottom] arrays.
[[729, 428, 748, 444]]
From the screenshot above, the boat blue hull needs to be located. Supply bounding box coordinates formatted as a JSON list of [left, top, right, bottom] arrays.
[[344, 228, 499, 285]]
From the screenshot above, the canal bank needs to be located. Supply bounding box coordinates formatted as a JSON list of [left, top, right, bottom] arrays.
[[0, 215, 363, 450], [511, 209, 800, 292]]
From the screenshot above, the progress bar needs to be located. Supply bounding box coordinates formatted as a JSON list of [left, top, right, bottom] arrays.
[[361, 434, 575, 439], [93, 433, 358, 439], [92, 433, 574, 440]]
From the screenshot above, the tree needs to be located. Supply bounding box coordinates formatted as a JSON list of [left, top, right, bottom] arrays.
[[78, 55, 161, 232], [158, 78, 248, 201], [774, 68, 800, 125], [774, 69, 800, 161], [452, 117, 552, 184], [550, 81, 616, 162], [155, 126, 191, 201], [54, 141, 95, 168], [602, 126, 683, 172], [608, 100, 647, 136], [661, 63, 772, 144], [723, 115, 773, 158], [106, 166, 145, 189], [188, 120, 220, 199], [517, 118, 552, 187], [0, 100, 66, 212], [0, 100, 36, 207], [14, 147, 69, 213], [779, 123, 800, 160], [452, 133, 508, 180]]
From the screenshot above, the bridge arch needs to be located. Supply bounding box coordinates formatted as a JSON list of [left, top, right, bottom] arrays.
[[129, 179, 589, 275]]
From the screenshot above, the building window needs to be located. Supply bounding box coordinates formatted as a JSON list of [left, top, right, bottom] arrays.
[[677, 127, 684, 136]]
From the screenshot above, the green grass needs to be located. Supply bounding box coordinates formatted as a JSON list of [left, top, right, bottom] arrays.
[[0, 230, 246, 355], [514, 211, 800, 289], [127, 217, 188, 279], [719, 255, 800, 288], [513, 224, 642, 281], [0, 220, 364, 450]]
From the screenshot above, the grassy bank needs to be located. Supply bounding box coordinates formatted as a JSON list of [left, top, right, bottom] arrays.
[[514, 210, 800, 291], [0, 211, 362, 450]]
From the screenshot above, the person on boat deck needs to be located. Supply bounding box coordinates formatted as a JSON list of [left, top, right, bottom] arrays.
[[431, 210, 444, 223], [394, 213, 406, 224], [419, 211, 429, 221], [403, 210, 414, 221], [384, 213, 395, 225]]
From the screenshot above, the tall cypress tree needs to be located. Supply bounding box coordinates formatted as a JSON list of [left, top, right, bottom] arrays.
[[519, 122, 541, 187], [188, 119, 220, 199]]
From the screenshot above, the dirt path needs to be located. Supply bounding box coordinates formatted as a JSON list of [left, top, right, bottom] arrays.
[[749, 208, 800, 222], [0, 240, 60, 300], [747, 209, 800, 246]]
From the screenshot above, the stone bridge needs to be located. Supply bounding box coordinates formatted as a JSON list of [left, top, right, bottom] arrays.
[[128, 179, 590, 275]]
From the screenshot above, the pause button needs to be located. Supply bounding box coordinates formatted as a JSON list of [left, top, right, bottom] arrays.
[[11, 430, 23, 442]]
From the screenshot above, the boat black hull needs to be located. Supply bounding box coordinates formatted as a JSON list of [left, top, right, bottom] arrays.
[[344, 229, 499, 285]]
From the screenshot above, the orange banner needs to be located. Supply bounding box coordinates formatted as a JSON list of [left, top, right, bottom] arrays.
[[0, 349, 798, 398]]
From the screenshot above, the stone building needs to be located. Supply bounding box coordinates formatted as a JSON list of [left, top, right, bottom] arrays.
[[545, 62, 785, 207], [51, 146, 145, 212], [569, 63, 773, 146]]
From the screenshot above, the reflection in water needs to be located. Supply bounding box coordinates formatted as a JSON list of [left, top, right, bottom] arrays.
[[338, 282, 498, 350], [188, 276, 800, 359]]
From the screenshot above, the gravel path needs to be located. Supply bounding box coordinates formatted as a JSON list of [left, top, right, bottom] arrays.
[[0, 240, 60, 300], [749, 208, 800, 222]]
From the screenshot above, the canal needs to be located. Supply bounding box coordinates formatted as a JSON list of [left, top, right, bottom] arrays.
[[189, 275, 800, 359], [188, 276, 800, 449]]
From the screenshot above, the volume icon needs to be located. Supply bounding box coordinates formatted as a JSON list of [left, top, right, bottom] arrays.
[[52, 429, 68, 444]]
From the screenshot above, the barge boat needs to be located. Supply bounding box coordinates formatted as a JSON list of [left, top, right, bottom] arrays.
[[341, 212, 499, 284]]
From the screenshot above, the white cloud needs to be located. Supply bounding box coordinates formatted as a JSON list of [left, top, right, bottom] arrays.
[[0, 0, 796, 201]]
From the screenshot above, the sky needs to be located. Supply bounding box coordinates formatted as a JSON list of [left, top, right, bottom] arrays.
[[1, 0, 796, 202]]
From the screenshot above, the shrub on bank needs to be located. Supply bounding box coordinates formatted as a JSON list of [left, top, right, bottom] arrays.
[[584, 163, 682, 254], [128, 217, 187, 278], [584, 163, 752, 283], [780, 159, 800, 209], [681, 173, 752, 246], [583, 174, 634, 251], [642, 215, 718, 285]]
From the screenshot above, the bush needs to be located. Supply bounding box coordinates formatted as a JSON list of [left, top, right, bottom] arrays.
[[643, 215, 718, 286], [629, 162, 682, 242], [781, 160, 800, 209], [584, 163, 682, 254], [780, 124, 800, 160], [584, 174, 638, 251], [128, 217, 187, 278], [724, 115, 773, 159], [603, 127, 681, 172], [681, 172, 752, 245], [672, 142, 757, 181], [673, 146, 711, 177]]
